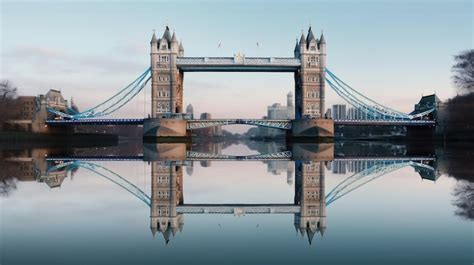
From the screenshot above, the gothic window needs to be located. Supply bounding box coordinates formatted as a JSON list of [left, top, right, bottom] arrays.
[[158, 76, 169, 82], [307, 206, 319, 215], [307, 175, 319, 185], [160, 56, 169, 62], [310, 45, 316, 51], [157, 207, 170, 215], [306, 191, 319, 199]]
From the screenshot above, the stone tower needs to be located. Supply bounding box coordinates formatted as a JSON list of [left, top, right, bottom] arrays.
[[294, 27, 326, 119], [150, 27, 185, 118], [294, 160, 327, 244], [150, 162, 184, 243]]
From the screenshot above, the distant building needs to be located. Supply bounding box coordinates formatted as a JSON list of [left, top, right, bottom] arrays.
[[186, 104, 194, 119], [267, 92, 295, 119], [265, 160, 295, 185], [332, 104, 346, 120], [346, 107, 365, 120], [411, 94, 440, 120], [331, 160, 346, 174], [261, 91, 294, 137], [6, 89, 71, 132]]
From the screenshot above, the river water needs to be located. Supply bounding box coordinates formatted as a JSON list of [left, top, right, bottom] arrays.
[[1, 141, 472, 265]]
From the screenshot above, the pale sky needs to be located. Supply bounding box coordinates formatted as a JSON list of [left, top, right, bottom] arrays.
[[1, 0, 472, 122]]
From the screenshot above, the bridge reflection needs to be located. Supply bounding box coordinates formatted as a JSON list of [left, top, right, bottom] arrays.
[[2, 142, 439, 245]]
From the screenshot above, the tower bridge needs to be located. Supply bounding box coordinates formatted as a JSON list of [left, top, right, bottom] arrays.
[[144, 26, 331, 138], [44, 26, 437, 138]]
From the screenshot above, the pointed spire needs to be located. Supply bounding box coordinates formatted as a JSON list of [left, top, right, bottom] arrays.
[[294, 38, 300, 52], [319, 30, 326, 45], [150, 226, 157, 238], [162, 225, 172, 243], [171, 31, 178, 43], [150, 30, 157, 43], [162, 26, 172, 42], [307, 26, 316, 44], [299, 31, 306, 45], [179, 40, 184, 51], [306, 227, 316, 245], [319, 226, 326, 237]]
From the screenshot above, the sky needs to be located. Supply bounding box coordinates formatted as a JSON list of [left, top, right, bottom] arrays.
[[1, 0, 472, 123]]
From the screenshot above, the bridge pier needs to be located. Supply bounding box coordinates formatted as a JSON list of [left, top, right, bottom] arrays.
[[291, 119, 334, 139], [143, 118, 189, 140]]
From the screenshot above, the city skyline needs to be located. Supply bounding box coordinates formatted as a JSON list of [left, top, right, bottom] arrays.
[[1, 0, 471, 122]]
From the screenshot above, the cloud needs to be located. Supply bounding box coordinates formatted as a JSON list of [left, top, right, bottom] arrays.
[[2, 44, 145, 75]]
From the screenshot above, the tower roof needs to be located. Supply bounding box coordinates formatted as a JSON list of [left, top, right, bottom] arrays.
[[171, 31, 178, 43], [150, 31, 157, 43], [299, 32, 306, 45], [306, 27, 317, 46], [162, 26, 172, 43], [179, 41, 184, 51], [294, 39, 300, 52], [306, 227, 316, 245], [319, 31, 326, 45], [319, 226, 326, 237]]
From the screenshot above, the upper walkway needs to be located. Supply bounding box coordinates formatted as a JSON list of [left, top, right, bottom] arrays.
[[176, 57, 301, 72]]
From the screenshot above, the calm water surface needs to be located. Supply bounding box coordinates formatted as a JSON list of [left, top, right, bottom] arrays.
[[1, 141, 472, 265]]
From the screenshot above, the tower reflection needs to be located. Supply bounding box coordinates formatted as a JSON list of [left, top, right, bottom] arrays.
[[148, 159, 327, 245], [150, 162, 184, 242]]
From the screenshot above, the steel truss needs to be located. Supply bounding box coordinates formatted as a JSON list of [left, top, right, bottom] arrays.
[[187, 119, 292, 130]]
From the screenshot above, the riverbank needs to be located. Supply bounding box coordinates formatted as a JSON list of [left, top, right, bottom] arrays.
[[0, 131, 118, 149]]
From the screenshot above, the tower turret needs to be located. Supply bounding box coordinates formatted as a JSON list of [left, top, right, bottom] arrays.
[[299, 32, 306, 54], [171, 31, 179, 52], [318, 31, 326, 54], [294, 39, 300, 57], [179, 41, 184, 56], [150, 31, 158, 71]]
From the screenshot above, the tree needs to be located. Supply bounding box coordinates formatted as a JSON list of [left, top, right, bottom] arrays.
[[452, 180, 474, 220], [452, 50, 474, 94], [0, 79, 19, 129], [0, 80, 18, 100]]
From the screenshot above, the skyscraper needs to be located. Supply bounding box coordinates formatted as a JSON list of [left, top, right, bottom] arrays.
[[332, 104, 346, 120]]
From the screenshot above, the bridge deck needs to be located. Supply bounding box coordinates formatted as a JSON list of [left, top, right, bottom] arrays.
[[176, 204, 300, 214], [45, 118, 436, 127], [176, 57, 301, 72], [46, 119, 144, 125], [334, 119, 436, 126]]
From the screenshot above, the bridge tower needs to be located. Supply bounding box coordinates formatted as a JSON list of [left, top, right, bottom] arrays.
[[150, 162, 184, 243], [294, 27, 326, 119], [294, 160, 326, 244], [150, 27, 184, 118]]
